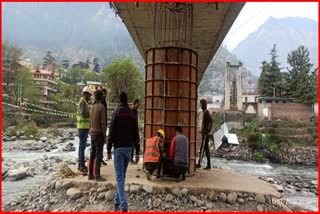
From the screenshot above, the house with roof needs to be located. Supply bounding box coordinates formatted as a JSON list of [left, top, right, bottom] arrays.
[[32, 69, 57, 107]]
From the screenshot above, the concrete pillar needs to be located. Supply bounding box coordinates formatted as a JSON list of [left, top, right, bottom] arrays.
[[237, 63, 243, 111], [224, 62, 230, 110]]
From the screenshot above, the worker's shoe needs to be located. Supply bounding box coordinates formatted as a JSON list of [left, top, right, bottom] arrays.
[[88, 175, 95, 180], [203, 166, 211, 170], [95, 176, 106, 182], [143, 169, 151, 180], [182, 174, 186, 181], [196, 164, 201, 168], [79, 168, 88, 175], [176, 174, 183, 182], [113, 204, 120, 211]]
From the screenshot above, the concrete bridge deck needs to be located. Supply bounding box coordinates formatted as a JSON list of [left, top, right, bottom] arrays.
[[66, 161, 281, 198]]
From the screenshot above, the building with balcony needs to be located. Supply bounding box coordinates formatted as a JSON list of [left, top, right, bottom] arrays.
[[32, 69, 57, 107]]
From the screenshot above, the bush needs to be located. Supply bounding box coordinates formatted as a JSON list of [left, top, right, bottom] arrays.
[[22, 121, 38, 136], [252, 151, 265, 162], [269, 143, 280, 153]]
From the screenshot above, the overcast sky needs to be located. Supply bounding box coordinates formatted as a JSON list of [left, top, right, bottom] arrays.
[[223, 2, 319, 51]]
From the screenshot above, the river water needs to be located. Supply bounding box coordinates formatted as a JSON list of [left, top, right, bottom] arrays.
[[2, 140, 318, 211]]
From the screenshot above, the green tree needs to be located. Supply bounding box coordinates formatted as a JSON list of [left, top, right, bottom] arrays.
[[83, 70, 98, 82], [2, 42, 23, 95], [62, 67, 87, 84], [93, 57, 101, 73], [62, 59, 70, 69], [258, 61, 270, 96], [287, 45, 317, 103], [14, 67, 39, 104], [43, 51, 56, 71], [103, 58, 144, 102], [258, 44, 282, 97]]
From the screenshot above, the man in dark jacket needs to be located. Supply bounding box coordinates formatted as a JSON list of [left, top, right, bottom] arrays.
[[88, 90, 107, 181], [169, 126, 189, 182], [196, 99, 213, 170], [101, 88, 108, 166], [107, 92, 140, 212], [130, 99, 140, 163]]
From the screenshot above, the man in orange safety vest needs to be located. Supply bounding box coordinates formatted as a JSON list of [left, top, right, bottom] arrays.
[[143, 129, 166, 180]]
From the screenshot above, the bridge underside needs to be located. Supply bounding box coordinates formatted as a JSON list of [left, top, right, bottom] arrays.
[[112, 2, 245, 84]]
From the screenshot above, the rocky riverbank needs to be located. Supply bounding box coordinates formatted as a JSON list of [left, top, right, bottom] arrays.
[[258, 176, 318, 196], [212, 144, 318, 166], [3, 176, 306, 212], [2, 127, 78, 182]]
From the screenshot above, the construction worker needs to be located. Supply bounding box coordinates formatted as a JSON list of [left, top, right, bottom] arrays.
[[77, 86, 92, 174], [88, 90, 107, 181], [143, 129, 166, 180], [196, 99, 213, 170], [169, 126, 189, 182], [101, 88, 108, 166]]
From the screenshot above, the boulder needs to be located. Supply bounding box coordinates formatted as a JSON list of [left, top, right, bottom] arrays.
[[40, 137, 47, 142], [206, 203, 213, 209], [55, 180, 64, 190], [105, 190, 115, 201], [97, 187, 108, 193], [189, 196, 197, 202], [257, 204, 264, 212], [62, 143, 76, 152], [129, 184, 140, 193], [266, 177, 275, 183], [165, 194, 173, 202], [227, 192, 237, 204], [62, 181, 73, 190], [142, 184, 153, 193], [255, 194, 266, 204], [273, 184, 284, 193], [153, 198, 162, 208], [237, 198, 245, 204], [66, 188, 82, 199], [311, 180, 318, 186], [218, 192, 227, 202], [196, 200, 204, 207], [97, 193, 105, 200], [6, 168, 29, 181], [172, 188, 182, 197], [181, 188, 189, 196]]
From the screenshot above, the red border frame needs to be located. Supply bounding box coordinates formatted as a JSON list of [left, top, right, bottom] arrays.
[[0, 0, 319, 214]]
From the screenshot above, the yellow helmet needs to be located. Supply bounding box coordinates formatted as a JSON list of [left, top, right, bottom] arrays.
[[157, 129, 165, 139]]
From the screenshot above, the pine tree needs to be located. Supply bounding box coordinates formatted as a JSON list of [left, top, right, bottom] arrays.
[[93, 57, 101, 73], [43, 51, 56, 71], [287, 46, 317, 103], [258, 44, 282, 97], [258, 61, 270, 96]]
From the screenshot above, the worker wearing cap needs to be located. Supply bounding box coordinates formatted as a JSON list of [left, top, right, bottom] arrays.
[[77, 86, 92, 174], [143, 129, 166, 180]]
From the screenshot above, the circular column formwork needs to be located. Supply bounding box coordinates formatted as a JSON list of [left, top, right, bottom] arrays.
[[144, 47, 198, 175]]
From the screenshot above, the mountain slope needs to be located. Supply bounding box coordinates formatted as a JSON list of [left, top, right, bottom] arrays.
[[2, 2, 257, 93], [233, 17, 318, 75]]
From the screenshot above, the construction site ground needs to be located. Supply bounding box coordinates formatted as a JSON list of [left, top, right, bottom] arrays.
[[66, 161, 281, 198]]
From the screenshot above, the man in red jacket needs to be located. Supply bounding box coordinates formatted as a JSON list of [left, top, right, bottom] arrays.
[[169, 126, 189, 182]]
